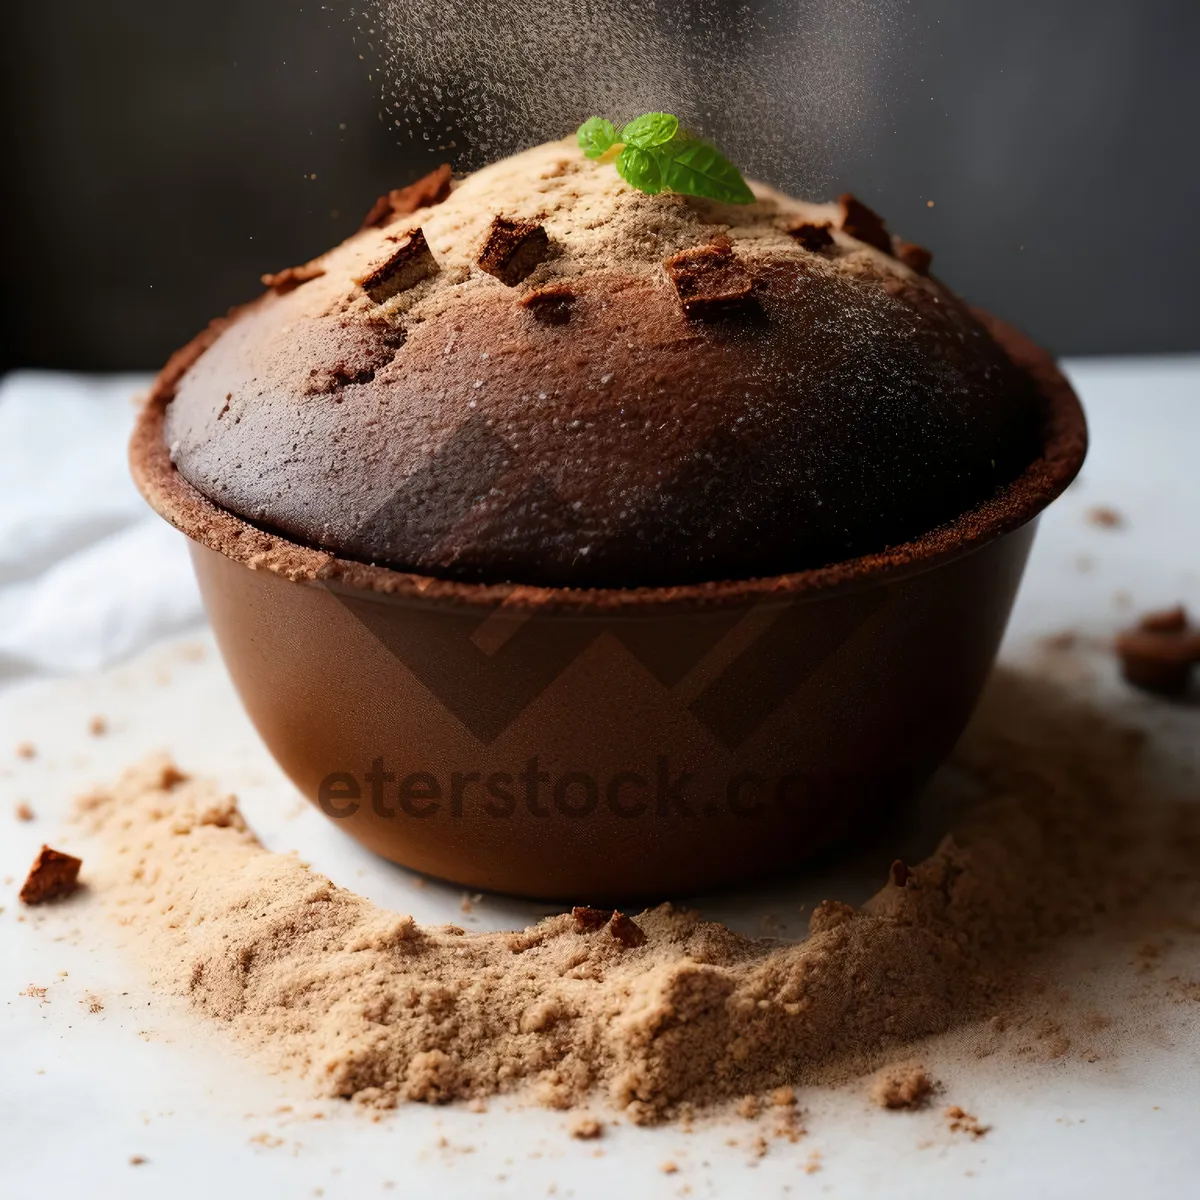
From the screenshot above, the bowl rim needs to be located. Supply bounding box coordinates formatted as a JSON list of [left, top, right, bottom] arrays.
[[130, 308, 1087, 615]]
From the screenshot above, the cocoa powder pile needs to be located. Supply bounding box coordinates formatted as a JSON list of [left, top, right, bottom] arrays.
[[75, 668, 1198, 1122]]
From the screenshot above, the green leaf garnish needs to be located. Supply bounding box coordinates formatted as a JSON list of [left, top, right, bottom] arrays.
[[576, 112, 754, 204], [616, 145, 663, 194], [620, 112, 679, 149], [577, 117, 617, 159], [659, 139, 756, 205]]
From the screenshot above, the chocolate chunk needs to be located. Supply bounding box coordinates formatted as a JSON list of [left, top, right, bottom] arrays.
[[477, 216, 551, 286], [664, 239, 755, 320], [893, 238, 933, 275], [788, 222, 834, 253], [261, 263, 326, 295], [888, 859, 911, 888], [520, 284, 576, 325], [838, 194, 893, 255], [608, 911, 647, 948], [19, 845, 82, 905], [572, 905, 612, 933], [1116, 606, 1200, 696], [356, 228, 439, 303], [360, 164, 453, 230]]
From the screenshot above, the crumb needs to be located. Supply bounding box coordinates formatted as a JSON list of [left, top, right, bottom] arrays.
[[88, 715, 108, 737], [129, 1155, 147, 1166], [19, 846, 83, 905], [804, 1150, 822, 1174], [20, 984, 48, 1002], [660, 1161, 679, 1175], [870, 1064, 937, 1110], [15, 741, 36, 760], [749, 1134, 768, 1159], [569, 1115, 604, 1140], [737, 1095, 761, 1120], [770, 1086, 796, 1108], [15, 802, 34, 822], [85, 995, 105, 1013], [945, 1106, 990, 1138], [1087, 505, 1125, 528], [608, 911, 648, 948], [1116, 606, 1200, 696]]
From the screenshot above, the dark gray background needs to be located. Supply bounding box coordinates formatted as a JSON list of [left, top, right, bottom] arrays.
[[2, 0, 1196, 372]]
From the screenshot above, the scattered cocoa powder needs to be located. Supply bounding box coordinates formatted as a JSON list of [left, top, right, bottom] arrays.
[[869, 1063, 937, 1110], [568, 1115, 604, 1140], [945, 1105, 990, 1138], [72, 668, 1200, 1123], [1087, 505, 1125, 528]]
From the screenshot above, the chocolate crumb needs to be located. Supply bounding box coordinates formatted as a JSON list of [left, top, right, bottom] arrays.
[[572, 906, 612, 933], [608, 911, 648, 948], [15, 802, 34, 822], [945, 1105, 990, 1138], [88, 715, 108, 737], [1116, 606, 1200, 696], [838, 194, 893, 254], [19, 846, 83, 905], [1087, 505, 1125, 529], [356, 229, 439, 303], [664, 240, 755, 320], [869, 1064, 936, 1110], [788, 222, 834, 252], [569, 1115, 604, 1140], [1140, 606, 1188, 634], [477, 216, 551, 286], [888, 859, 911, 888], [893, 238, 933, 274], [660, 1160, 678, 1175], [261, 263, 326, 295], [520, 284, 576, 325], [360, 164, 453, 230], [129, 1156, 147, 1167], [15, 741, 36, 760]]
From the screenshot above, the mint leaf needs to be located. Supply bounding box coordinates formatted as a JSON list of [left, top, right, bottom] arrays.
[[659, 139, 756, 205], [620, 112, 679, 149], [579, 112, 754, 204], [577, 117, 617, 159], [615, 145, 663, 194]]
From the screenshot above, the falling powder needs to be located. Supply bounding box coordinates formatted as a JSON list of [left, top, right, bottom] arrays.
[[355, 0, 907, 191]]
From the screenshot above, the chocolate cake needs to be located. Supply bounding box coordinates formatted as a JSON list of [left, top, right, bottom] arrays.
[[159, 140, 1043, 588]]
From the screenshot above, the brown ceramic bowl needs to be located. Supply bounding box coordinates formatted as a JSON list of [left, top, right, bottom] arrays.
[[131, 313, 1085, 901]]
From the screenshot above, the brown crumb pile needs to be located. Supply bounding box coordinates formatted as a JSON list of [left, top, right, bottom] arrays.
[[74, 669, 1199, 1123], [945, 1105, 991, 1138], [868, 1063, 937, 1110]]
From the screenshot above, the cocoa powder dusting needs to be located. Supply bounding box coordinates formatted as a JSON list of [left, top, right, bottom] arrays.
[[75, 668, 1200, 1123]]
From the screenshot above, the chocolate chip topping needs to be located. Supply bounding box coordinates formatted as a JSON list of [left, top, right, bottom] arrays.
[[356, 228, 439, 303], [19, 845, 83, 905], [360, 163, 453, 230], [477, 216, 551, 286], [788, 222, 835, 253], [664, 239, 755, 319], [261, 263, 327, 295], [520, 284, 576, 325], [893, 239, 934, 275], [838, 193, 893, 255]]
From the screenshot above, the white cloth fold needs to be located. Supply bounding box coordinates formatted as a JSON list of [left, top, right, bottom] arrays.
[[0, 371, 204, 682]]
